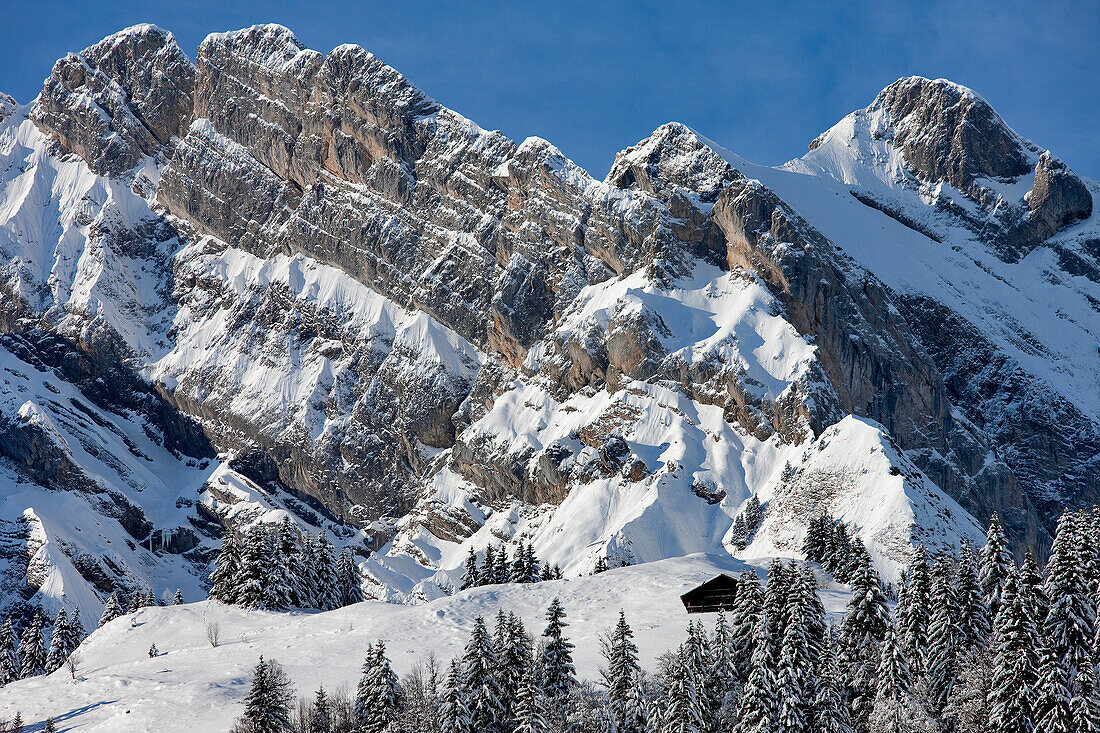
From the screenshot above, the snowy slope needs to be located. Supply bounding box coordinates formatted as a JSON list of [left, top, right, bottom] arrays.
[[775, 107, 1100, 421], [0, 555, 852, 732]]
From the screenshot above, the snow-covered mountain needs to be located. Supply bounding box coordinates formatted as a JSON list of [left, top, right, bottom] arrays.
[[1, 23, 1095, 623]]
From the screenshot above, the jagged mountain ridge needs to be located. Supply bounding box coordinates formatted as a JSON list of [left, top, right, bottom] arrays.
[[0, 23, 1095, 617]]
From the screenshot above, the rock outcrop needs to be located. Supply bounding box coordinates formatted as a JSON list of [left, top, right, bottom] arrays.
[[31, 24, 195, 175]]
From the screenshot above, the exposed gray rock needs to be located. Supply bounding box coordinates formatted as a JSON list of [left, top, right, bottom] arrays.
[[857, 76, 1092, 261], [31, 24, 195, 175]]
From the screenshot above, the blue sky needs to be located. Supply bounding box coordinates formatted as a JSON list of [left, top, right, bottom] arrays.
[[1, 1, 1097, 177]]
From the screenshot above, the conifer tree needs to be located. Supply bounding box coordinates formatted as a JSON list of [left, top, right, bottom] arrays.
[[210, 531, 244, 604], [263, 526, 293, 611], [237, 656, 295, 733], [956, 541, 991, 650], [764, 560, 792, 652], [492, 610, 530, 726], [1019, 550, 1048, 626], [802, 514, 830, 564], [314, 534, 339, 611], [777, 569, 817, 733], [461, 616, 506, 733], [9, 711, 22, 733], [481, 545, 496, 587], [99, 593, 124, 626], [980, 512, 1013, 619], [988, 575, 1038, 733], [1072, 665, 1100, 733], [439, 658, 473, 733], [18, 614, 45, 678], [276, 517, 304, 608], [709, 610, 738, 725], [1044, 510, 1095, 696], [729, 570, 764, 685], [45, 608, 74, 673], [733, 616, 776, 733], [814, 644, 853, 733], [336, 549, 363, 607], [1035, 645, 1073, 733], [173, 589, 184, 605], [925, 557, 960, 714], [601, 610, 646, 733], [238, 525, 270, 608], [535, 598, 577, 703], [355, 641, 404, 733], [42, 718, 55, 733], [494, 546, 510, 585], [512, 665, 549, 733], [0, 619, 17, 687], [868, 627, 936, 733], [837, 552, 889, 727], [461, 548, 479, 591], [308, 686, 331, 733], [662, 644, 706, 733]]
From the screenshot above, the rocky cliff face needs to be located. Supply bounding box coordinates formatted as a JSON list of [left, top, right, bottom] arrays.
[[1, 25, 1096, 614]]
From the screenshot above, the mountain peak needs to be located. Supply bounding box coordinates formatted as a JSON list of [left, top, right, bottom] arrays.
[[605, 122, 740, 205], [30, 22, 195, 175], [841, 75, 1036, 196], [798, 74, 1092, 260]]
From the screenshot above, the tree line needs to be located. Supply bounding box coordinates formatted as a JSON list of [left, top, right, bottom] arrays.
[[231, 508, 1100, 733], [211, 517, 364, 610]]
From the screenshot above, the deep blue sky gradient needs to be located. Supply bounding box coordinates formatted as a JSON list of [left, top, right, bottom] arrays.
[[1, 1, 1096, 177]]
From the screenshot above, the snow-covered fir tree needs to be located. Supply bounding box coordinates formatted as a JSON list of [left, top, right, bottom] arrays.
[[987, 574, 1038, 733], [777, 568, 819, 733], [99, 593, 124, 627], [492, 610, 530, 727], [276, 517, 303, 609], [1035, 644, 1073, 733], [439, 658, 473, 733], [661, 644, 706, 733], [729, 570, 764, 685], [814, 643, 853, 733], [308, 686, 331, 733], [173, 589, 184, 605], [355, 641, 404, 733], [709, 610, 739, 727], [980, 512, 1014, 619], [18, 614, 45, 679], [925, 557, 960, 715], [313, 534, 339, 611], [461, 548, 479, 591], [336, 549, 363, 608], [897, 546, 931, 681], [461, 616, 507, 733], [210, 531, 244, 604], [1044, 510, 1095, 699], [837, 551, 889, 728], [601, 610, 646, 733], [535, 598, 577, 706], [955, 541, 990, 651], [235, 656, 295, 733], [512, 664, 549, 733], [0, 619, 17, 687], [868, 627, 936, 733], [733, 615, 777, 733], [45, 608, 79, 674]]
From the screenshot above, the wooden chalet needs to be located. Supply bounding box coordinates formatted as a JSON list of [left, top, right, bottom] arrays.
[[680, 573, 739, 613]]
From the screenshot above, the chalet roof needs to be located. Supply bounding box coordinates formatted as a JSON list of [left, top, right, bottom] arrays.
[[680, 573, 739, 613]]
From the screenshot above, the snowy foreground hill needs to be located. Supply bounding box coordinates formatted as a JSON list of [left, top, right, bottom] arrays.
[[0, 555, 854, 730], [0, 21, 1096, 650]]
